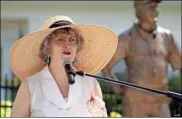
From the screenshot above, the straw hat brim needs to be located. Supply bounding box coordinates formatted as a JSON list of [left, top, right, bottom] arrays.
[[10, 25, 118, 80]]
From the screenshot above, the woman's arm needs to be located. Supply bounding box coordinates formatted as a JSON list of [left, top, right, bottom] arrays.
[[11, 79, 31, 117]]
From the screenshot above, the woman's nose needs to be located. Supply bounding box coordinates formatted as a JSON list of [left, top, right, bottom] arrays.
[[62, 40, 72, 48], [63, 40, 71, 45]]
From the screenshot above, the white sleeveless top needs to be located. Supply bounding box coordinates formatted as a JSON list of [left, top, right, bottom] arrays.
[[27, 66, 96, 117]]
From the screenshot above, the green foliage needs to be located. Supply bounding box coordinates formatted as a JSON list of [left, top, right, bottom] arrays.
[[1, 100, 13, 117], [168, 75, 182, 93], [103, 93, 122, 117], [110, 111, 122, 117], [1, 100, 13, 106], [1, 107, 12, 117], [1, 77, 21, 87]]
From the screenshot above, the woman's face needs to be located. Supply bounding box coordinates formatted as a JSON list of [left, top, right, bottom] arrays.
[[50, 28, 78, 64]]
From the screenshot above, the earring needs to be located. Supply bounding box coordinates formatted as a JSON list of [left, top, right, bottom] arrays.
[[46, 56, 51, 65], [72, 58, 77, 65]]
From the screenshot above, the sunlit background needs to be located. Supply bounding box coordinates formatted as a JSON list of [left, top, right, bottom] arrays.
[[1, 1, 181, 117]]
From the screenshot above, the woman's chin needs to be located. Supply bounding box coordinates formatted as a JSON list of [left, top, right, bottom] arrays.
[[62, 57, 74, 63]]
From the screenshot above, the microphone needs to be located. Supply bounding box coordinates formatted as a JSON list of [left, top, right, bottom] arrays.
[[153, 33, 156, 39], [63, 61, 75, 85]]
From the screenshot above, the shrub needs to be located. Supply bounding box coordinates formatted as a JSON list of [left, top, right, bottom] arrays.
[[1, 100, 13, 117]]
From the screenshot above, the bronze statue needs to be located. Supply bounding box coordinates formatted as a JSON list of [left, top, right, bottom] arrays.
[[102, 0, 181, 117]]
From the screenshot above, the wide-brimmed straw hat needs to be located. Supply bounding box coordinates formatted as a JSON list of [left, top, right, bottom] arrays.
[[10, 15, 118, 80]]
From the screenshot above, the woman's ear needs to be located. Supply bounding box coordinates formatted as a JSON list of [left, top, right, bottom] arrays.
[[75, 50, 81, 58]]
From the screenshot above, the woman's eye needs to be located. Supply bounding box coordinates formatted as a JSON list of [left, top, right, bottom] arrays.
[[60, 30, 67, 34], [69, 38, 76, 42], [56, 38, 64, 42]]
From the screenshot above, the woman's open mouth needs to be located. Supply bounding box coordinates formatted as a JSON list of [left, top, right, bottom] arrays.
[[63, 51, 71, 55]]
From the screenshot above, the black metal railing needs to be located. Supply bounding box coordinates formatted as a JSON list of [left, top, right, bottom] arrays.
[[0, 75, 21, 117]]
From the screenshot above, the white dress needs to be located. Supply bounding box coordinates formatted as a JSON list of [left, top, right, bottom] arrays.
[[27, 66, 97, 117]]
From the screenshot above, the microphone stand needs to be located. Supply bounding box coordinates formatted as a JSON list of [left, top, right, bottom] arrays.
[[71, 71, 182, 117]]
